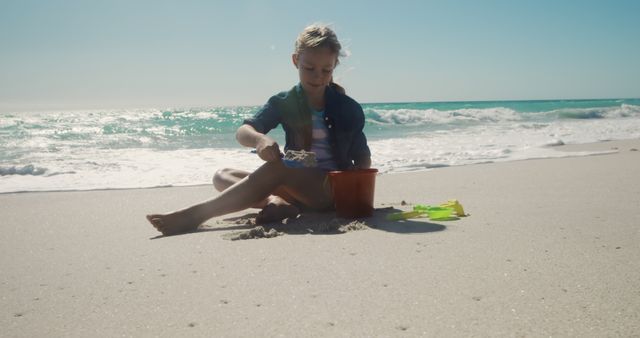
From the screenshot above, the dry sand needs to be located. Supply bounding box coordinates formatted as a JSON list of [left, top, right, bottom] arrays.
[[1, 139, 639, 337]]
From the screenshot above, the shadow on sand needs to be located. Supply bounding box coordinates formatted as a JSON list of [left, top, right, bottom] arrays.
[[150, 207, 448, 240]]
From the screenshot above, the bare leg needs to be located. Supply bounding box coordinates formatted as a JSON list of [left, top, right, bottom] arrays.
[[213, 168, 301, 223], [213, 168, 264, 207], [146, 161, 331, 235], [213, 168, 297, 207]]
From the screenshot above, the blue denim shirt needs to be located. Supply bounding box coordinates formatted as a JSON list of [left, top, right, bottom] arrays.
[[243, 83, 371, 170]]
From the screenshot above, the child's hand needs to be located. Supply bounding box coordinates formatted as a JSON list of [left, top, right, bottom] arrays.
[[255, 137, 282, 162]]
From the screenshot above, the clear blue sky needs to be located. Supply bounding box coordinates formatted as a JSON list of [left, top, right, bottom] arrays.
[[1, 0, 639, 111]]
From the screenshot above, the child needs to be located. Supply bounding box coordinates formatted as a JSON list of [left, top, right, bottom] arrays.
[[146, 24, 371, 235]]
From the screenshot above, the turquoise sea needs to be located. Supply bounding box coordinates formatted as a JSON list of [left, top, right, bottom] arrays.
[[1, 98, 639, 193]]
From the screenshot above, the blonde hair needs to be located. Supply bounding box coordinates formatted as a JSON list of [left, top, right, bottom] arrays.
[[294, 24, 346, 65], [295, 24, 347, 94]]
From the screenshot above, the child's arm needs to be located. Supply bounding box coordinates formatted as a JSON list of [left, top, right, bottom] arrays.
[[236, 124, 282, 162]]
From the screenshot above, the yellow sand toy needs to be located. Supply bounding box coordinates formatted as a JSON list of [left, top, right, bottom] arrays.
[[385, 210, 426, 221], [439, 199, 466, 217], [386, 199, 467, 221]]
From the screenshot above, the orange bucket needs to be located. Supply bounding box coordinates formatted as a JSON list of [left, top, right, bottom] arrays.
[[328, 168, 378, 218]]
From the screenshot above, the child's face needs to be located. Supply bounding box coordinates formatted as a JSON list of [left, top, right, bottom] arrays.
[[293, 47, 337, 97]]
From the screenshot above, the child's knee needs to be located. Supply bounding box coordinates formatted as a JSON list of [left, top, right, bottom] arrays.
[[212, 168, 236, 190], [251, 161, 287, 182]]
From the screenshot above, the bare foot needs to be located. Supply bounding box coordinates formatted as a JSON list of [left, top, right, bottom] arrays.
[[146, 210, 201, 236], [255, 196, 300, 224]]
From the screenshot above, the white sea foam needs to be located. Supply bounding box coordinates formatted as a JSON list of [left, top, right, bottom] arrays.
[[550, 103, 640, 120], [368, 117, 640, 173], [367, 107, 522, 125], [0, 148, 263, 193], [2, 101, 640, 193]]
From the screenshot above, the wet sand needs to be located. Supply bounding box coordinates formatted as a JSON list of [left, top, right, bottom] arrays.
[[1, 139, 639, 336]]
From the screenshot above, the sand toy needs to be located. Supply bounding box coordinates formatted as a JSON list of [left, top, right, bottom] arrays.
[[328, 169, 378, 218], [386, 199, 467, 221], [439, 199, 466, 217], [385, 210, 426, 221]]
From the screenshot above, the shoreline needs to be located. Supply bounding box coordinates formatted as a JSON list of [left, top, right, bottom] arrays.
[[2, 138, 637, 196], [2, 138, 639, 336]]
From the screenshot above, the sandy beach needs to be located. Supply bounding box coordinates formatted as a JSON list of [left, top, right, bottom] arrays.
[[2, 139, 639, 337]]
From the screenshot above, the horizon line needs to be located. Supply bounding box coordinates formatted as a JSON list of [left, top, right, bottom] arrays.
[[1, 96, 639, 114]]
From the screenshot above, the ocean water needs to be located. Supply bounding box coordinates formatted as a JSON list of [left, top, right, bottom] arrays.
[[1, 98, 639, 193]]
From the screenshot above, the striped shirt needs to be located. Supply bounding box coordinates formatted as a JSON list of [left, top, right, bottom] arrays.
[[311, 110, 338, 171]]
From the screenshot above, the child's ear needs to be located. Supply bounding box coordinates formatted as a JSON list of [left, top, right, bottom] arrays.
[[292, 53, 299, 68]]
